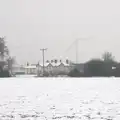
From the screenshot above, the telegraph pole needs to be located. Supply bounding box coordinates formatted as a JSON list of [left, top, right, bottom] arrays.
[[40, 48, 47, 76]]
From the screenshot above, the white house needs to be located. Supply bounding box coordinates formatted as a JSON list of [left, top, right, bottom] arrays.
[[37, 61, 72, 76], [12, 64, 37, 75], [24, 65, 37, 74]]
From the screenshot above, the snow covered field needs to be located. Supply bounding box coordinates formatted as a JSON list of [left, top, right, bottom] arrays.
[[0, 77, 120, 120]]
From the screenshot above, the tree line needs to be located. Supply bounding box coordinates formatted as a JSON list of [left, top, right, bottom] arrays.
[[68, 52, 120, 77]]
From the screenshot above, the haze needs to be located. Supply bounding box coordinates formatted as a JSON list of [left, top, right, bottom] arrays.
[[0, 0, 120, 64]]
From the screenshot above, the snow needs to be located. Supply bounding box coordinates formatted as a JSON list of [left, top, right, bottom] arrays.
[[38, 62, 70, 67], [0, 77, 120, 119], [15, 75, 36, 78], [24, 66, 36, 69]]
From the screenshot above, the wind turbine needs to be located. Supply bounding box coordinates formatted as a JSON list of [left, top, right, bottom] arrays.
[[64, 37, 90, 64]]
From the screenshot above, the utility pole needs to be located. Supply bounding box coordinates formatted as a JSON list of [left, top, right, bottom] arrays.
[[40, 48, 47, 76]]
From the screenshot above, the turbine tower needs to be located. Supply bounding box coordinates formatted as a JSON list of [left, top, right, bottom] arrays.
[[64, 38, 89, 64]]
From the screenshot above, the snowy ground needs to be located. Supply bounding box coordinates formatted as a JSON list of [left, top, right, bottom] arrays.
[[15, 75, 36, 78], [0, 77, 120, 120]]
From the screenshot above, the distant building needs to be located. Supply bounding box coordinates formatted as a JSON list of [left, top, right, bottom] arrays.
[[12, 64, 25, 75], [37, 61, 73, 76], [12, 60, 75, 76], [12, 64, 37, 75], [24, 65, 37, 74]]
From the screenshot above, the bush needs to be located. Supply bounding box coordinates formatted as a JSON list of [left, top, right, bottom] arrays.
[[84, 59, 105, 77], [43, 71, 49, 77], [84, 59, 118, 77], [68, 68, 84, 77], [0, 70, 11, 77]]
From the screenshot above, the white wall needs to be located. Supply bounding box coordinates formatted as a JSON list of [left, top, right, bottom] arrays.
[[37, 63, 71, 75]]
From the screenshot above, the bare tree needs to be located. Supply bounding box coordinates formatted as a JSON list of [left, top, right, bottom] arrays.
[[102, 52, 114, 62], [0, 37, 9, 69], [7, 57, 16, 73], [0, 37, 9, 60]]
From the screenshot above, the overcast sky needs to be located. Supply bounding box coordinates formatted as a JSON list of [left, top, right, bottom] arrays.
[[0, 0, 120, 64]]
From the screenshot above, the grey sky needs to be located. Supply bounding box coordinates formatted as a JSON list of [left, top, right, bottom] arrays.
[[0, 0, 120, 64]]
